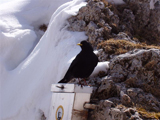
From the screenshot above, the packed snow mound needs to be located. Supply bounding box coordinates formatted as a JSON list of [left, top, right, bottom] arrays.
[[0, 0, 92, 120], [0, 0, 71, 70]]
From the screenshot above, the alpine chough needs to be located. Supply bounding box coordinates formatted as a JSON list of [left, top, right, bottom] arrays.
[[58, 40, 98, 83]]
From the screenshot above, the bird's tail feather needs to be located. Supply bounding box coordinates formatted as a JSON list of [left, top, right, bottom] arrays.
[[58, 78, 67, 83]]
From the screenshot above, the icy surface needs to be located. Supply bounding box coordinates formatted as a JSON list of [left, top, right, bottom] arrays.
[[0, 0, 89, 120]]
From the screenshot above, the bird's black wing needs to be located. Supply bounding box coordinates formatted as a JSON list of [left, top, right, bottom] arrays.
[[58, 53, 81, 83]]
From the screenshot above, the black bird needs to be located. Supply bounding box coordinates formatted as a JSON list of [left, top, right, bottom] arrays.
[[58, 40, 98, 83]]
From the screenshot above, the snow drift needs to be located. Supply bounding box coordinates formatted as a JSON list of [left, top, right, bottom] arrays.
[[0, 0, 88, 119], [0, 0, 72, 71], [0, 0, 111, 119]]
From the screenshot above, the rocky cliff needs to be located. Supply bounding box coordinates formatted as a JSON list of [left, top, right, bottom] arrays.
[[68, 0, 160, 119]]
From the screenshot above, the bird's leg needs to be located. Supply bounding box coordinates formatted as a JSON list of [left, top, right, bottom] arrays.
[[78, 78, 81, 85], [78, 78, 83, 88], [82, 78, 92, 86], [83, 78, 88, 86]]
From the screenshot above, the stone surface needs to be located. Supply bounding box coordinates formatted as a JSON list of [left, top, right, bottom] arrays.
[[120, 91, 132, 106], [89, 100, 124, 120], [96, 77, 118, 99], [90, 49, 160, 119], [89, 99, 142, 120], [67, 17, 86, 31], [67, 0, 160, 119], [67, 0, 160, 45], [127, 88, 160, 112]]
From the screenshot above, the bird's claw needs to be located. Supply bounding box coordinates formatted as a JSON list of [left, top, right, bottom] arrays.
[[77, 81, 84, 88]]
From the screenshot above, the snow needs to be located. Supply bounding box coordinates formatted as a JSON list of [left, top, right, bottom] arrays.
[[90, 61, 110, 77], [150, 0, 159, 9], [0, 0, 73, 71], [0, 0, 110, 120], [107, 0, 125, 5]]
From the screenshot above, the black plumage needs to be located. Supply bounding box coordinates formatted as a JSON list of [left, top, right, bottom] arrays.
[[58, 40, 98, 83]]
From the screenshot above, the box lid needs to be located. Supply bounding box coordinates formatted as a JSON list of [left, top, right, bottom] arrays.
[[51, 84, 93, 93]]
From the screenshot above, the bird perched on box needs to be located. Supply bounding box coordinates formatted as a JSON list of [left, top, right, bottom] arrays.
[[58, 40, 98, 84]]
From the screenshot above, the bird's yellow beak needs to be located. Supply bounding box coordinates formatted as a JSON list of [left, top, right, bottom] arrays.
[[77, 43, 82, 46]]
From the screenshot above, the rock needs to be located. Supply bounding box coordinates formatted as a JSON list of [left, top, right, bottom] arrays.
[[67, 0, 160, 119], [123, 0, 160, 44], [86, 21, 112, 48], [89, 99, 142, 120], [108, 108, 124, 120], [108, 97, 121, 105], [109, 49, 160, 84], [95, 28, 104, 39], [96, 49, 109, 61], [110, 14, 119, 27], [68, 0, 160, 45], [67, 17, 86, 31], [95, 2, 105, 9], [103, 23, 112, 38], [96, 77, 118, 99], [127, 88, 160, 112], [86, 21, 99, 42], [149, 2, 160, 36], [104, 7, 114, 18], [99, 99, 115, 108], [68, 0, 119, 46], [115, 32, 135, 43], [107, 49, 160, 111], [122, 9, 135, 23], [89, 100, 124, 120], [124, 108, 142, 120], [127, 88, 139, 99], [78, 1, 104, 22], [136, 2, 150, 28], [120, 91, 132, 106]]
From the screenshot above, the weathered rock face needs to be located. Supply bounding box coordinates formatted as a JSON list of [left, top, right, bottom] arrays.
[[127, 88, 160, 112], [124, 0, 160, 34], [67, 0, 160, 119], [90, 49, 160, 119], [68, 0, 160, 45], [96, 78, 118, 99], [109, 49, 160, 98], [108, 49, 160, 111], [119, 0, 160, 44], [89, 99, 142, 120], [68, 0, 118, 48]]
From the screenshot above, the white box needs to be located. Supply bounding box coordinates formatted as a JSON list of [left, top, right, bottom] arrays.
[[49, 84, 93, 120]]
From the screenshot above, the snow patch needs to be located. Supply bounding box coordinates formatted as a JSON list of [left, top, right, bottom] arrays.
[[107, 0, 125, 5], [90, 61, 110, 77], [0, 0, 109, 119], [150, 0, 159, 9], [1, 0, 88, 120]]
